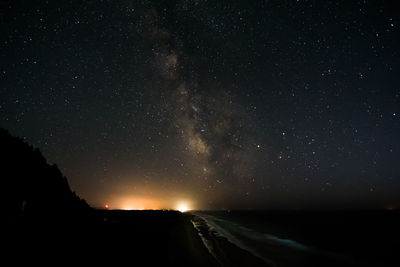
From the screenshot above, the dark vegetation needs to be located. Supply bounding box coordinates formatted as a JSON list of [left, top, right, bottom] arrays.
[[1, 128, 90, 223], [1, 128, 218, 266]]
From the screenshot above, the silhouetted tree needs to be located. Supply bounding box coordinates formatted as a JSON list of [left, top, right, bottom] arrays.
[[0, 128, 90, 222]]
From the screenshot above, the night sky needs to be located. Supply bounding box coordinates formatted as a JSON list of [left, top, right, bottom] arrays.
[[1, 0, 399, 210]]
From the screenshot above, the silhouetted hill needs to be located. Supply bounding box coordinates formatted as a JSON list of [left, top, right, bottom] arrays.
[[1, 128, 90, 222]]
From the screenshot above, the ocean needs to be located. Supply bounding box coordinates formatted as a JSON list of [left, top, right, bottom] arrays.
[[190, 210, 400, 267]]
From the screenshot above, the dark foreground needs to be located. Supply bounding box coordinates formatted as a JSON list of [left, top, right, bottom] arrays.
[[193, 210, 400, 267], [5, 210, 220, 266], [4, 210, 266, 266], [4, 210, 400, 267]]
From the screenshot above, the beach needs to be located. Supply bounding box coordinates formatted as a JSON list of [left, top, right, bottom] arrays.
[[5, 209, 400, 266], [5, 210, 268, 266], [191, 210, 400, 267]]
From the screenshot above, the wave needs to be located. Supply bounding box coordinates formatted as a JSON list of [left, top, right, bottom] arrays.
[[191, 211, 352, 267]]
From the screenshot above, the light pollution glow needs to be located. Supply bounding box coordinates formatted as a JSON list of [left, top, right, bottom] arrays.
[[105, 196, 192, 211]]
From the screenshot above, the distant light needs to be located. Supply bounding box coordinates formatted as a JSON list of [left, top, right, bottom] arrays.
[[177, 203, 189, 213], [122, 206, 145, 210], [105, 204, 109, 209]]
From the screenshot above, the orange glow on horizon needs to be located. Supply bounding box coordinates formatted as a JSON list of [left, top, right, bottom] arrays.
[[118, 197, 165, 210], [108, 196, 194, 211]]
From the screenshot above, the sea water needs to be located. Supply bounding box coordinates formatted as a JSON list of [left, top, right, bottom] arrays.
[[191, 211, 353, 267]]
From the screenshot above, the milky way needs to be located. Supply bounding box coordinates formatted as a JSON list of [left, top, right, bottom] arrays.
[[1, 0, 399, 209], [143, 6, 258, 196]]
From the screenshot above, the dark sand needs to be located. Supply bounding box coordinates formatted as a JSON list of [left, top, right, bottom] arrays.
[[5, 210, 399, 266], [4, 210, 269, 266]]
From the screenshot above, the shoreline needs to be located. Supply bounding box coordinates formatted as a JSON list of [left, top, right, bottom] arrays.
[[6, 209, 400, 266], [5, 210, 220, 266], [190, 211, 355, 267], [189, 212, 270, 267]]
